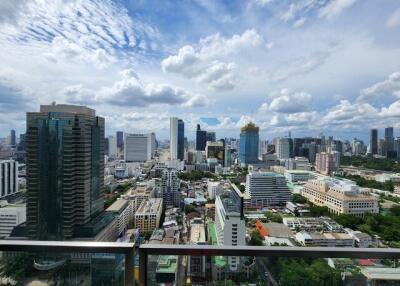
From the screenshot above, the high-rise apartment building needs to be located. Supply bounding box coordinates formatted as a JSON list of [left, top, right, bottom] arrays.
[[315, 152, 338, 175], [116, 131, 124, 148], [160, 168, 181, 208], [124, 133, 154, 162], [196, 124, 207, 151], [370, 129, 378, 155], [239, 122, 259, 165], [26, 104, 105, 240], [215, 186, 245, 272], [276, 138, 293, 159], [134, 198, 162, 233], [245, 172, 291, 209], [0, 160, 19, 198], [104, 137, 109, 156], [170, 117, 184, 160]]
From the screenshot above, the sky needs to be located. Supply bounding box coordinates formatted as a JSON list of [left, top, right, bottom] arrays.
[[0, 0, 400, 142]]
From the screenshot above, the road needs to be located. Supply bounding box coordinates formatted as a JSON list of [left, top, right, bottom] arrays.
[[256, 257, 279, 286]]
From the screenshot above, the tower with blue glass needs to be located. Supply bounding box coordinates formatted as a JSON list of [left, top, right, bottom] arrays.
[[239, 122, 259, 165]]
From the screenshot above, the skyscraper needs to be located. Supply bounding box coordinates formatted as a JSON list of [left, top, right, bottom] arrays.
[[26, 104, 104, 240], [276, 138, 293, 159], [124, 133, 153, 162], [10, 129, 16, 147], [239, 122, 259, 164], [370, 129, 378, 155], [196, 124, 207, 151], [108, 135, 117, 159], [385, 127, 394, 155], [206, 132, 216, 142], [116, 131, 124, 148], [170, 117, 184, 160]]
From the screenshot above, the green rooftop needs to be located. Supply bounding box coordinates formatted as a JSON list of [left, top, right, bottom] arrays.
[[207, 222, 226, 267], [156, 255, 177, 273]]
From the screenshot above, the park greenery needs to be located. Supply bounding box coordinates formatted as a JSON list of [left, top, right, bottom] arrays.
[[184, 204, 197, 214], [269, 257, 343, 286], [340, 174, 394, 192], [177, 170, 216, 181], [341, 156, 400, 172]]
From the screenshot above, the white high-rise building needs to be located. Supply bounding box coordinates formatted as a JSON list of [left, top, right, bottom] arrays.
[[124, 133, 153, 162], [276, 138, 291, 159], [245, 171, 292, 209], [215, 186, 245, 272], [170, 117, 178, 160], [0, 160, 19, 198], [108, 135, 117, 159]]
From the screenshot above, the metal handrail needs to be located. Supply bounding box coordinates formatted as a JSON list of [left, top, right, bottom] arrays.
[[0, 240, 135, 286], [1, 240, 400, 286], [138, 244, 400, 286]]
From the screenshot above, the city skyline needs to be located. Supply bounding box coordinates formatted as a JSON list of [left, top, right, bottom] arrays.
[[1, 0, 400, 140]]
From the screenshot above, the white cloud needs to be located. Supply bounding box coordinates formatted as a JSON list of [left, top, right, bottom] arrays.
[[386, 8, 400, 28], [0, 0, 27, 25], [318, 0, 358, 19], [380, 100, 400, 118], [358, 72, 400, 102], [161, 29, 263, 91], [269, 88, 312, 113], [251, 0, 274, 7], [64, 69, 209, 108], [293, 18, 306, 28]]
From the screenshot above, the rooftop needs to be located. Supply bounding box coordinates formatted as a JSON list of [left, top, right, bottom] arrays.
[[190, 224, 206, 244], [156, 255, 177, 273], [136, 198, 162, 215], [106, 199, 128, 214]]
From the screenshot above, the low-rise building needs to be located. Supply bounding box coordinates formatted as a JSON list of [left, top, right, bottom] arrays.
[[301, 178, 379, 216], [134, 198, 162, 233], [188, 223, 206, 278], [0, 203, 25, 238], [284, 170, 311, 183], [345, 229, 373, 248], [294, 231, 354, 247], [106, 199, 133, 236], [255, 221, 294, 246], [283, 217, 344, 232]]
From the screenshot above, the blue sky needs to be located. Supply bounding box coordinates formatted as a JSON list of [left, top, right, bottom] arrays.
[[0, 0, 400, 142]]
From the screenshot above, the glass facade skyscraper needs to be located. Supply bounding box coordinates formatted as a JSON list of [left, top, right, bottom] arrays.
[[196, 124, 207, 151], [370, 129, 378, 155], [26, 104, 105, 240], [177, 119, 184, 160], [239, 122, 259, 164]]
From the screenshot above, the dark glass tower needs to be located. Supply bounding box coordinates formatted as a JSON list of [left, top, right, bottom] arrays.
[[26, 104, 104, 240], [177, 119, 184, 160], [10, 129, 16, 147], [196, 124, 207, 151], [385, 127, 394, 152], [370, 129, 378, 155], [116, 131, 123, 148], [239, 122, 259, 164]]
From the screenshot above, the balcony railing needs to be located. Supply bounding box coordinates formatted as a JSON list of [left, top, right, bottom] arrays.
[[0, 240, 400, 286]]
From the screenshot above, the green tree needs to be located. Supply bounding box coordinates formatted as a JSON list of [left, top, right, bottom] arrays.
[[292, 194, 307, 204], [264, 211, 283, 223], [249, 230, 263, 246]]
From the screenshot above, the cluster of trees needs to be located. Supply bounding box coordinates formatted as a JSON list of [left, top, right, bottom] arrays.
[[292, 193, 307, 204], [249, 230, 263, 246], [341, 156, 400, 172], [334, 209, 400, 243], [104, 181, 134, 209], [341, 174, 394, 192], [177, 170, 215, 181], [269, 258, 343, 286], [264, 211, 283, 223], [184, 204, 198, 214]]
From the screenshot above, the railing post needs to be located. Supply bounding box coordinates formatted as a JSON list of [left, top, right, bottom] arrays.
[[139, 247, 147, 286], [125, 246, 134, 286]]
